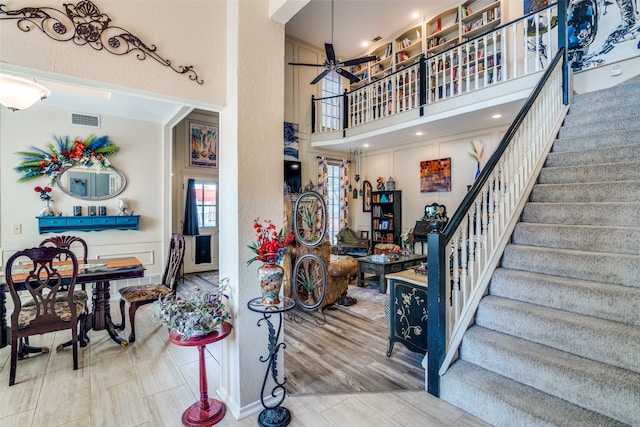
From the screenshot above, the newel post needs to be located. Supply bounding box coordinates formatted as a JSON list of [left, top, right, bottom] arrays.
[[427, 231, 447, 396]]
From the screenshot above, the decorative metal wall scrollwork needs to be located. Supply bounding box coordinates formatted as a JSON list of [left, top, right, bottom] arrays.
[[0, 1, 203, 84]]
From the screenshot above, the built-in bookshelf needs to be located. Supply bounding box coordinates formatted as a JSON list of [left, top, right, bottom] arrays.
[[371, 190, 402, 248], [348, 0, 502, 90], [426, 8, 460, 56], [395, 24, 424, 69], [460, 0, 502, 40]]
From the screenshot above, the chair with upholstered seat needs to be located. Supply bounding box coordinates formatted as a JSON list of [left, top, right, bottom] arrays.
[[5, 246, 88, 385], [336, 227, 370, 256], [117, 233, 185, 343]]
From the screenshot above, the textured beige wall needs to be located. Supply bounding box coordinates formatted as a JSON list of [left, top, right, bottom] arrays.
[[0, 0, 226, 106]]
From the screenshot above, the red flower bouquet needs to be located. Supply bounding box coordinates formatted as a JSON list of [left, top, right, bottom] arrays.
[[247, 219, 294, 266], [34, 186, 53, 202]]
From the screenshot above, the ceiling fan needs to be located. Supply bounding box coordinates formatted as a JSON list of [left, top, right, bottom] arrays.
[[288, 0, 378, 85]]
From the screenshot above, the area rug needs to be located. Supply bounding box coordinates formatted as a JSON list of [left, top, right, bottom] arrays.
[[332, 284, 387, 321]]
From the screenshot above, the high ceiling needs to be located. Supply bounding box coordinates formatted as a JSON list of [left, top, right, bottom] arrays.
[[25, 1, 454, 124], [286, 0, 456, 60], [9, 0, 521, 152]]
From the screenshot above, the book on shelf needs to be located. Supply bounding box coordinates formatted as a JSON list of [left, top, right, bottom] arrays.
[[396, 51, 409, 63], [384, 43, 392, 58]]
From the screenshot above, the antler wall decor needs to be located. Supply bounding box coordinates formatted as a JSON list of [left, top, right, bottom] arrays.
[[0, 1, 203, 84]]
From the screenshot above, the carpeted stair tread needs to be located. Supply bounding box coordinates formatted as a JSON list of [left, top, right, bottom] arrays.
[[564, 103, 640, 126], [440, 360, 628, 427], [502, 244, 640, 287], [559, 116, 640, 139], [475, 296, 640, 373], [546, 143, 640, 167], [490, 268, 640, 325], [552, 130, 640, 152], [538, 161, 640, 184], [530, 181, 640, 203], [569, 75, 640, 111], [512, 223, 640, 255], [460, 327, 640, 425], [521, 202, 640, 227]]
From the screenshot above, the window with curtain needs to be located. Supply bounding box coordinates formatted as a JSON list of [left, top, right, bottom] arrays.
[[321, 71, 342, 131], [194, 182, 217, 227], [326, 162, 341, 244], [318, 156, 349, 246]]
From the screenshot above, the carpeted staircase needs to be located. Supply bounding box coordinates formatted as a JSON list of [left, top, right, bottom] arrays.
[[439, 76, 640, 426]]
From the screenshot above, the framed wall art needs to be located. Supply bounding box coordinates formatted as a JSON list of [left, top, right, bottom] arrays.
[[420, 157, 451, 192], [362, 180, 372, 212], [284, 122, 299, 160], [189, 122, 218, 168]]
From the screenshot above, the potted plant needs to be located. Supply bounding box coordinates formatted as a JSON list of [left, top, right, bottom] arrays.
[[154, 278, 230, 341], [247, 218, 294, 304]]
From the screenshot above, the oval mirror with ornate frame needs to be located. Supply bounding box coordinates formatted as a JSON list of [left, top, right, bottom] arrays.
[[293, 191, 327, 247], [57, 165, 127, 201]]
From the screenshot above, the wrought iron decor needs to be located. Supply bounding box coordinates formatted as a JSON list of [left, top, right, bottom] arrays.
[[0, 1, 203, 84]]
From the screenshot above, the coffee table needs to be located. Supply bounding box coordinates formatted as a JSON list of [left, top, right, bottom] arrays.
[[357, 253, 427, 293]]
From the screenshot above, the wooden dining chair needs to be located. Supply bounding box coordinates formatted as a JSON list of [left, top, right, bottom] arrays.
[[117, 233, 185, 343], [5, 246, 88, 386], [40, 235, 89, 290], [39, 235, 90, 350]]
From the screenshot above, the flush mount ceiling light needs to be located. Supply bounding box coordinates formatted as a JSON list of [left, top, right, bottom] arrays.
[[0, 74, 51, 111]]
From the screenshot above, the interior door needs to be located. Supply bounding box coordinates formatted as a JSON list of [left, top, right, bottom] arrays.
[[182, 177, 219, 272]]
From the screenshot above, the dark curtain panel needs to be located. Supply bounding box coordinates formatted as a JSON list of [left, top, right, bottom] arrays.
[[183, 178, 200, 236]]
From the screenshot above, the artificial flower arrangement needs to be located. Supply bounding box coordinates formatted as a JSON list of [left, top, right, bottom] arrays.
[[34, 186, 53, 202], [401, 229, 414, 247], [154, 278, 230, 341], [15, 134, 119, 183], [469, 140, 484, 163], [246, 218, 294, 266]]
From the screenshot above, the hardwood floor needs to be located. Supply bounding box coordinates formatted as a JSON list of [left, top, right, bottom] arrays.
[[0, 274, 489, 426], [284, 302, 425, 395]]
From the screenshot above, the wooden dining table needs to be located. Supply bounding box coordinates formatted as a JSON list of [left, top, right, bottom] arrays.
[[1, 257, 145, 349]]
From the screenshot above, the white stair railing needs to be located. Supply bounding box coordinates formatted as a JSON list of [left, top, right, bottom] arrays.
[[434, 50, 569, 378]]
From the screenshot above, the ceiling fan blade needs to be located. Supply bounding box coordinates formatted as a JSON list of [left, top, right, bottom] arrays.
[[340, 55, 378, 67], [336, 67, 360, 84], [310, 68, 331, 85], [288, 62, 324, 67], [325, 43, 337, 62]]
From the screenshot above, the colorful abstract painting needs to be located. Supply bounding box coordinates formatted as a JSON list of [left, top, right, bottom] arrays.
[[189, 122, 218, 168], [420, 158, 451, 192], [284, 122, 299, 160]]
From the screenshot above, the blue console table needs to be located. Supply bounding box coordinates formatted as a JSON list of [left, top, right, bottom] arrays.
[[37, 215, 140, 234]]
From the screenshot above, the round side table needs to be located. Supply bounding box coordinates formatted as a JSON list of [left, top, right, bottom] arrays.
[[169, 321, 233, 427], [247, 297, 296, 427]]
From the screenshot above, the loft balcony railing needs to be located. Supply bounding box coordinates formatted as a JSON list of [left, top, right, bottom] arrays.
[[311, 3, 561, 136]]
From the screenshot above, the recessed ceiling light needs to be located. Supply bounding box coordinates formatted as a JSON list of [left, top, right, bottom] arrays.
[[361, 41, 369, 48], [492, 114, 502, 119], [415, 131, 424, 136], [411, 12, 420, 19], [363, 143, 369, 148]]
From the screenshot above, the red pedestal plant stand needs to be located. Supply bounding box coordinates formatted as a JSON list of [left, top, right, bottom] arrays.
[[169, 322, 233, 427]]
